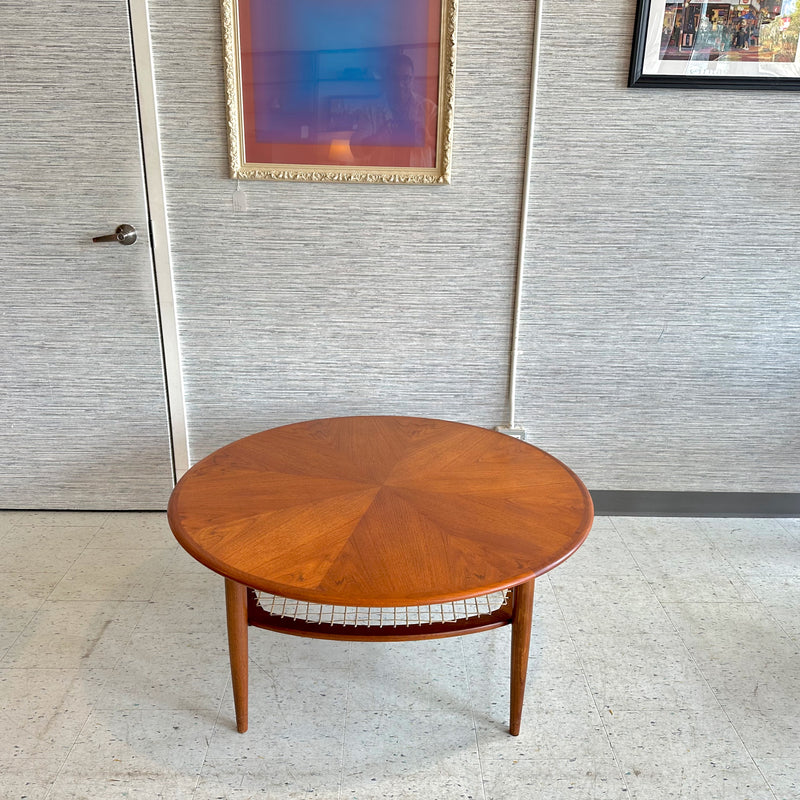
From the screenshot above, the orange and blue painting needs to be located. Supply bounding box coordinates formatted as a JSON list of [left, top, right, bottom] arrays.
[[237, 0, 444, 169]]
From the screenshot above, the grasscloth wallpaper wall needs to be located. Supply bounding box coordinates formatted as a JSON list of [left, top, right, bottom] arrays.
[[515, 1, 800, 491], [151, 0, 798, 493]]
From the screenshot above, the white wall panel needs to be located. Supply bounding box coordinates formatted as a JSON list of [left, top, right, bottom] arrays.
[[0, 0, 174, 508]]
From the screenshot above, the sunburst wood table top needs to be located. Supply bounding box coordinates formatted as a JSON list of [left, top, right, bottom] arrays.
[[168, 415, 593, 607]]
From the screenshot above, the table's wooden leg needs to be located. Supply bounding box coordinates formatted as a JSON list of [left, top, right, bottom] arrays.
[[509, 578, 535, 736], [225, 578, 249, 733]]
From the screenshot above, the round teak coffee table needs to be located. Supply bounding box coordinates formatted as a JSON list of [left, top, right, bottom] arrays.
[[167, 416, 593, 735]]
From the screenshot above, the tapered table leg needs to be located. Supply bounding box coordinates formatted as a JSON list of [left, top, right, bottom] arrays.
[[509, 578, 535, 736], [225, 578, 249, 733]]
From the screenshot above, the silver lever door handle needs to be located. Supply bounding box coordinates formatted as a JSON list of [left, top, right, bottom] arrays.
[[92, 224, 137, 245]]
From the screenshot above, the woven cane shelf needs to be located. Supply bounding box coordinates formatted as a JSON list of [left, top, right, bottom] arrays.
[[248, 588, 514, 641]]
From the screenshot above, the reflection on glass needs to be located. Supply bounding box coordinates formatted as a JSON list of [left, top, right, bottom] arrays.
[[240, 0, 442, 169], [658, 0, 799, 64]]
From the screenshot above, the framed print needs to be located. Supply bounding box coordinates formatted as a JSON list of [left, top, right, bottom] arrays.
[[629, 0, 800, 88], [220, 0, 457, 183]]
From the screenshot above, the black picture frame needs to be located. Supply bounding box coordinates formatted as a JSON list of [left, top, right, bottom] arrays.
[[629, 0, 800, 89]]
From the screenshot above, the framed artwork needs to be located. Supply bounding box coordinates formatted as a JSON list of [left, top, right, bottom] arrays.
[[629, 0, 800, 88], [220, 0, 458, 183]]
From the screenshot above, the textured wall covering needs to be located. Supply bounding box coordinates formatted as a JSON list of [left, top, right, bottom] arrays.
[[515, 0, 800, 491], [0, 1, 174, 508], [149, 0, 534, 461], [4, 1, 796, 509], [148, 0, 798, 493]]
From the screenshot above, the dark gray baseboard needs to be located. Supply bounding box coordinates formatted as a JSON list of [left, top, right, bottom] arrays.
[[4, 493, 800, 518], [590, 491, 800, 517]]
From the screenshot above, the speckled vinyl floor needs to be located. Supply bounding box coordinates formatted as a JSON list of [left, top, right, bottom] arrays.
[[0, 512, 797, 799]]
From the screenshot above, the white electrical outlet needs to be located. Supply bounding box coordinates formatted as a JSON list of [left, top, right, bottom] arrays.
[[495, 425, 526, 440]]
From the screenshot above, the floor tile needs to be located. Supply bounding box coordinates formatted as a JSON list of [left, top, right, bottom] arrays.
[[475, 707, 612, 762], [740, 575, 800, 640], [551, 571, 676, 635], [753, 756, 800, 800], [149, 568, 223, 605], [0, 629, 20, 660], [195, 757, 342, 799], [604, 708, 774, 800], [575, 629, 721, 713], [145, 584, 228, 626], [206, 696, 347, 760], [696, 518, 800, 577], [341, 709, 483, 800], [0, 600, 147, 668], [605, 519, 766, 604], [0, 511, 26, 539], [612, 517, 710, 557], [645, 570, 760, 604], [247, 628, 352, 671], [480, 756, 628, 800], [463, 609, 595, 728], [724, 706, 800, 762], [663, 600, 800, 713], [777, 518, 800, 538], [0, 775, 54, 800], [0, 525, 100, 574], [709, 670, 800, 721], [163, 546, 218, 575], [0, 708, 90, 767], [0, 572, 64, 631], [0, 667, 109, 715], [122, 625, 229, 680], [87, 512, 173, 550], [47, 774, 199, 799], [249, 662, 349, 722], [0, 675, 102, 783], [554, 516, 642, 578], [47, 546, 174, 602], [52, 708, 213, 784], [94, 645, 229, 712], [347, 638, 470, 711], [0, 752, 72, 797], [1, 753, 70, 786], [0, 511, 108, 528]]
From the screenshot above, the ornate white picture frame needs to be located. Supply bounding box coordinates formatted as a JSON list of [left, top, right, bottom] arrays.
[[220, 0, 458, 183]]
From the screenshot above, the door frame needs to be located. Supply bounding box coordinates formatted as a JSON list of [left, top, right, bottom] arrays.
[[129, 0, 190, 480]]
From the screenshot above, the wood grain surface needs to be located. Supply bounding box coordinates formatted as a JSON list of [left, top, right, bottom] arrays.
[[168, 416, 593, 606]]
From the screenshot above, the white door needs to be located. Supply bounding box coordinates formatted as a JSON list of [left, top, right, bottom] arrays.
[[0, 2, 174, 508]]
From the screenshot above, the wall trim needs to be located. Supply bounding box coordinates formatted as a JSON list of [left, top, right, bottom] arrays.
[[129, 0, 190, 480], [504, 0, 545, 431], [591, 491, 800, 517], [5, 492, 800, 517]]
